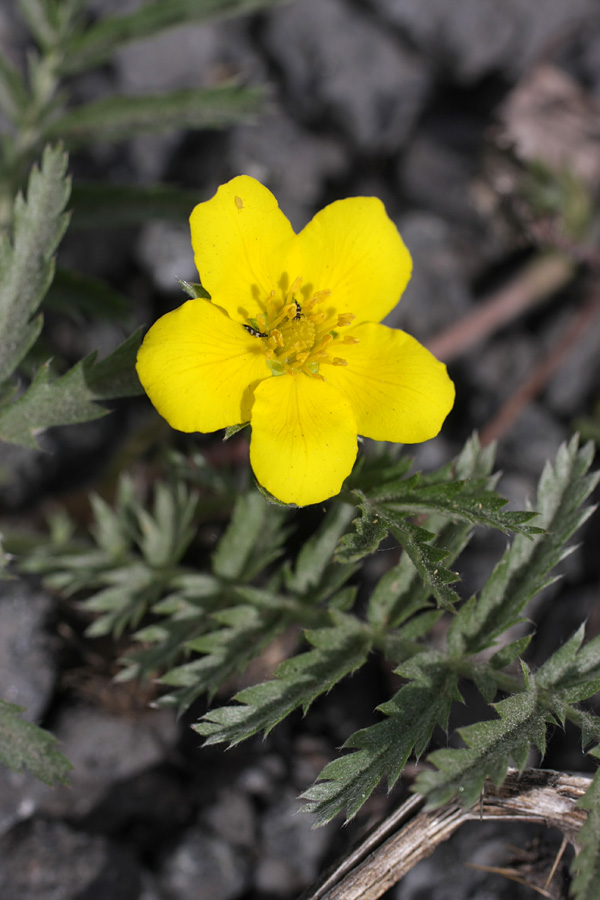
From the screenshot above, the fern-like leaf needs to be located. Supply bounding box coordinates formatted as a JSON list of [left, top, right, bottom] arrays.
[[449, 436, 599, 656], [414, 669, 548, 807], [0, 145, 70, 385], [571, 758, 600, 900], [302, 656, 459, 825], [0, 699, 72, 786], [196, 613, 371, 746]]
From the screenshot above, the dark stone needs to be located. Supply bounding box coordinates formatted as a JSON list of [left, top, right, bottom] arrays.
[[159, 827, 251, 900], [368, 0, 597, 82], [385, 212, 473, 340], [264, 0, 431, 152], [0, 818, 142, 900], [0, 580, 56, 721]]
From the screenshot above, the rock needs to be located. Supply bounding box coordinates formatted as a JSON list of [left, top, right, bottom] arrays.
[[0, 440, 58, 510], [229, 110, 347, 230], [368, 0, 596, 82], [159, 828, 251, 900], [264, 0, 431, 152], [255, 790, 335, 896], [34, 703, 178, 818], [0, 818, 142, 900], [398, 128, 487, 241], [201, 787, 256, 849], [136, 221, 197, 293], [0, 580, 56, 721], [495, 403, 568, 479], [393, 819, 568, 898], [0, 769, 37, 838], [385, 212, 472, 339]]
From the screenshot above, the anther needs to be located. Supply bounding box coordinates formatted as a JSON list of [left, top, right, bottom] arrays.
[[342, 335, 359, 344], [332, 357, 348, 366], [337, 313, 355, 327]]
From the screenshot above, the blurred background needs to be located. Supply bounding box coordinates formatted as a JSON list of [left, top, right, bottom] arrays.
[[0, 0, 599, 897]]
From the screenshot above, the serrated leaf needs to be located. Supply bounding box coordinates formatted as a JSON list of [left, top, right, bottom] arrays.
[[287, 502, 355, 596], [212, 491, 289, 581], [159, 604, 290, 708], [302, 659, 458, 825], [368, 435, 499, 631], [571, 767, 600, 900], [0, 330, 143, 448], [0, 699, 71, 785], [391, 519, 461, 611], [414, 682, 548, 808], [196, 614, 371, 746], [0, 145, 70, 384], [449, 436, 599, 656], [335, 498, 389, 563], [45, 85, 263, 148], [61, 0, 287, 74], [537, 625, 600, 713]]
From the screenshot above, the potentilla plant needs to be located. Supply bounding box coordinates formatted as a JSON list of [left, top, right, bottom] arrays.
[[3, 150, 600, 899]]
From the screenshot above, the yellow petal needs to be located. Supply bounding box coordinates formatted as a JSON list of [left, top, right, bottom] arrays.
[[249, 374, 358, 506], [288, 196, 412, 325], [324, 323, 455, 442], [189, 176, 295, 322], [136, 299, 269, 432]]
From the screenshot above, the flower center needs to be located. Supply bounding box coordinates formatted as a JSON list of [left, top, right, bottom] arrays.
[[244, 276, 358, 379]]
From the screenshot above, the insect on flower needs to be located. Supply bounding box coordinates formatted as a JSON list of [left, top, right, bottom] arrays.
[[136, 176, 455, 506]]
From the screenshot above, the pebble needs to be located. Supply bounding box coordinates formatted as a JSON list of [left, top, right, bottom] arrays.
[[0, 818, 142, 900], [264, 0, 431, 152]]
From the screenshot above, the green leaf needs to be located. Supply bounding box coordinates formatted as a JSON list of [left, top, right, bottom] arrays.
[[0, 145, 70, 384], [537, 625, 600, 716], [449, 436, 599, 656], [367, 435, 500, 631], [0, 331, 143, 448], [48, 267, 130, 321], [212, 491, 290, 582], [287, 502, 355, 596], [61, 0, 287, 74], [70, 182, 199, 230], [197, 613, 371, 746], [177, 278, 211, 300], [391, 519, 460, 612], [44, 85, 263, 148], [302, 657, 459, 825], [0, 699, 71, 785], [414, 676, 548, 808], [571, 767, 600, 900], [159, 603, 290, 708], [0, 54, 29, 121], [334, 499, 389, 562]]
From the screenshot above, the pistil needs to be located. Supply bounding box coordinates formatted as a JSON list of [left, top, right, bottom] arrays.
[[246, 276, 359, 379]]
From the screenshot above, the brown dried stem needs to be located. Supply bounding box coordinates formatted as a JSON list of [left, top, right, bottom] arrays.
[[427, 253, 574, 363], [301, 769, 591, 900]]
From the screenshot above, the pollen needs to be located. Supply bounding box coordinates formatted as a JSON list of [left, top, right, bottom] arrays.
[[245, 277, 357, 379]]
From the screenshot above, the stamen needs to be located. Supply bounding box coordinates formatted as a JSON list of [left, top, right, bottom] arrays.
[[250, 276, 354, 380]]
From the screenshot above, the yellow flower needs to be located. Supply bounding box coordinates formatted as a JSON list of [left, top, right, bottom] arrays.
[[136, 176, 455, 506]]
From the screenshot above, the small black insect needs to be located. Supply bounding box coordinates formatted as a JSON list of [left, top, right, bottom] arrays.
[[243, 324, 267, 338], [293, 301, 302, 319]]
